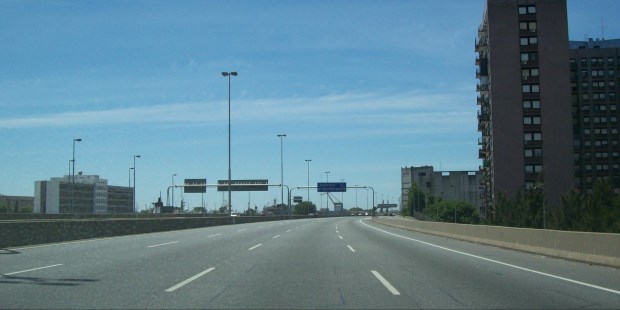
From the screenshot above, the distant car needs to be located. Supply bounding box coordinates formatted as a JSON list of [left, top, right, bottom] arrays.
[[231, 212, 239, 217]]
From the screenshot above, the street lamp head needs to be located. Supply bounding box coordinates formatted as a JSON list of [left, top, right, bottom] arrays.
[[135, 155, 141, 158], [74, 138, 82, 142], [222, 72, 238, 77], [230, 72, 238, 76], [221, 72, 229, 77], [278, 134, 286, 138]]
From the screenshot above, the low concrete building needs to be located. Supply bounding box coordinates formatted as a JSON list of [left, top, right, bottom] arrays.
[[34, 175, 133, 214], [401, 166, 482, 212], [0, 194, 34, 213]]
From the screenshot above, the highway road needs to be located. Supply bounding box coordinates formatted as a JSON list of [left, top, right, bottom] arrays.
[[1, 216, 620, 309]]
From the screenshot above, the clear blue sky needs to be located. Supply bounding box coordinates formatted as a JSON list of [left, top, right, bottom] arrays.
[[1, 0, 619, 212]]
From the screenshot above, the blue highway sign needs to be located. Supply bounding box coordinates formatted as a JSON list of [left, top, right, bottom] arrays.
[[317, 182, 347, 192]]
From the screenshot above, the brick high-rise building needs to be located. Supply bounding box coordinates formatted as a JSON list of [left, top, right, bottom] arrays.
[[476, 0, 574, 218], [570, 38, 620, 194]]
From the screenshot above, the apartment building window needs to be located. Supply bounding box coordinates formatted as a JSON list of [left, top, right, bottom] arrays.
[[524, 132, 542, 142], [609, 81, 615, 88], [593, 93, 606, 100], [523, 100, 541, 109], [522, 84, 540, 93], [582, 93, 590, 100], [609, 70, 615, 77], [518, 5, 536, 14], [584, 128, 591, 134], [608, 57, 615, 65], [519, 21, 537, 32], [594, 104, 607, 111], [525, 148, 542, 157], [520, 36, 538, 46], [580, 58, 587, 67], [592, 69, 605, 77], [592, 81, 604, 89], [521, 68, 539, 79], [520, 52, 538, 64], [525, 164, 543, 173], [582, 81, 590, 88], [590, 57, 604, 66], [581, 70, 588, 78], [523, 116, 541, 125], [611, 93, 617, 100]]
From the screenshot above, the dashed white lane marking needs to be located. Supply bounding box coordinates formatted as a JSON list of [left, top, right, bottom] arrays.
[[165, 267, 215, 292], [237, 229, 247, 232], [248, 244, 262, 251], [339, 236, 344, 240], [148, 241, 179, 248], [2, 264, 63, 276], [371, 270, 401, 295], [360, 219, 620, 296], [286, 229, 292, 233], [273, 235, 281, 239], [206, 234, 222, 238], [347, 245, 356, 253]]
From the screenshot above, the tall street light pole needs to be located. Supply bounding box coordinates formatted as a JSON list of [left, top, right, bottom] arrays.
[[305, 159, 312, 202], [277, 134, 286, 213], [129, 168, 133, 187], [325, 171, 330, 210], [72, 138, 81, 213], [171, 173, 177, 208], [133, 155, 141, 213], [222, 71, 238, 216]]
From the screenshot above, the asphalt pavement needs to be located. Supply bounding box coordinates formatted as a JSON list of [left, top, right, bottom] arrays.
[[1, 216, 619, 309]]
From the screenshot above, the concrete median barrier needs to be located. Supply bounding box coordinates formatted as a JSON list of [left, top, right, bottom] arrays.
[[0, 215, 308, 248], [373, 216, 620, 268]]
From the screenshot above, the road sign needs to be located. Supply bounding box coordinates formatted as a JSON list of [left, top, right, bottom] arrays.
[[293, 196, 303, 203], [217, 179, 269, 191], [317, 182, 347, 192], [184, 179, 206, 193]]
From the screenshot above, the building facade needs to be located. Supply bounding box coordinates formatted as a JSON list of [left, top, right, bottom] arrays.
[[0, 194, 34, 213], [34, 175, 133, 214], [476, 0, 574, 217], [401, 166, 482, 212], [570, 38, 620, 194]]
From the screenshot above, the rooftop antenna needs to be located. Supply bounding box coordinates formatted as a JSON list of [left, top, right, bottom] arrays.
[[601, 17, 605, 40]]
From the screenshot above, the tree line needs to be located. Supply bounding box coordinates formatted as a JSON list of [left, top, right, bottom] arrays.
[[403, 181, 620, 233], [489, 181, 620, 233]]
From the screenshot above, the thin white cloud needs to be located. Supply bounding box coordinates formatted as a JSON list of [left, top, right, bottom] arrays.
[[0, 90, 474, 130]]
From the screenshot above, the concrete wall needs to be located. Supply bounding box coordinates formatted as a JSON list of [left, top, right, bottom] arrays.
[[373, 216, 620, 268], [0, 215, 310, 248]]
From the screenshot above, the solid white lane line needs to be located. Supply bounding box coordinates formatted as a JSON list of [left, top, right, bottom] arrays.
[[360, 219, 620, 296], [237, 229, 247, 232], [286, 229, 292, 232], [206, 233, 222, 238], [273, 235, 281, 239], [3, 264, 63, 276], [148, 241, 179, 248], [339, 236, 344, 240], [347, 245, 356, 252], [248, 244, 262, 251], [336, 230, 339, 234], [165, 267, 215, 292], [371, 270, 401, 295]]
